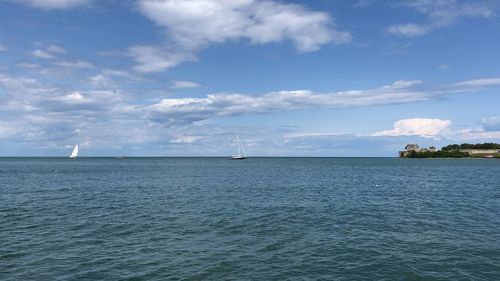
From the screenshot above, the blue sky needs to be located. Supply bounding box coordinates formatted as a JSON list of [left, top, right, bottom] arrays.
[[0, 0, 499, 156]]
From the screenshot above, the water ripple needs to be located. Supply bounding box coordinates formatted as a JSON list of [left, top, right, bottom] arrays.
[[1, 157, 499, 280]]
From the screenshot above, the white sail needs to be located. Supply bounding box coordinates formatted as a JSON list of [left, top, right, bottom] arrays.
[[69, 144, 79, 159], [238, 135, 246, 157]]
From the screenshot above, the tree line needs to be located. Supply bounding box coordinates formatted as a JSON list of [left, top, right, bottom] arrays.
[[441, 143, 500, 151], [406, 150, 470, 158]]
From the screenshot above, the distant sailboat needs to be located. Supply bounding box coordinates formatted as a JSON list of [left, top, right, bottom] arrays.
[[229, 135, 246, 160], [69, 144, 79, 159]]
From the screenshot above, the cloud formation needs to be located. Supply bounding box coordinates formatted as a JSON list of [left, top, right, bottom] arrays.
[[171, 80, 201, 89], [170, 135, 203, 144], [54, 60, 94, 69], [456, 129, 500, 140], [133, 0, 351, 72], [147, 80, 431, 125], [31, 44, 67, 59], [32, 49, 56, 59], [387, 23, 428, 37], [1, 71, 499, 155], [13, 0, 90, 10], [0, 72, 151, 154], [453, 77, 500, 88], [2, 71, 499, 131], [128, 45, 196, 73], [388, 0, 496, 37], [372, 118, 451, 137], [481, 116, 500, 131]]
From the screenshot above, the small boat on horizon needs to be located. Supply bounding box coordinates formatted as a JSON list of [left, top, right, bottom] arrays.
[[69, 144, 78, 160], [229, 135, 246, 160]]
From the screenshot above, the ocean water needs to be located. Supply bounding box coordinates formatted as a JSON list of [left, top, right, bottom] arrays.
[[1, 157, 499, 280]]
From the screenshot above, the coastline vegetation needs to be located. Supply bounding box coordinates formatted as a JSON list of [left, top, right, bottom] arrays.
[[406, 150, 470, 158], [441, 143, 500, 151], [404, 143, 500, 158]]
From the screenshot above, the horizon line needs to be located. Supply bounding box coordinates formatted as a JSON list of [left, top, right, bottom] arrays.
[[0, 156, 397, 158]]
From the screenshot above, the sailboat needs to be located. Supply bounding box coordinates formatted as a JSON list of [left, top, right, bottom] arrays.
[[69, 144, 79, 160], [229, 135, 246, 160]]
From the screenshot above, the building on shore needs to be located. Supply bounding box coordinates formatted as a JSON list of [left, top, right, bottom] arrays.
[[399, 144, 436, 157]]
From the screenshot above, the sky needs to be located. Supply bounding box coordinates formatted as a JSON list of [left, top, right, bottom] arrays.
[[0, 0, 499, 156]]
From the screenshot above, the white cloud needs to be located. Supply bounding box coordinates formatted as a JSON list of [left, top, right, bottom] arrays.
[[2, 72, 496, 132], [32, 49, 56, 59], [388, 23, 428, 37], [453, 77, 500, 88], [1, 71, 500, 155], [45, 90, 123, 112], [58, 91, 85, 103], [171, 80, 201, 89], [284, 132, 358, 142], [89, 75, 115, 88], [31, 44, 67, 59], [97, 69, 145, 82], [129, 45, 196, 73], [13, 0, 90, 10], [138, 0, 350, 51], [0, 73, 56, 104], [0, 73, 121, 114], [46, 45, 67, 54], [0, 72, 142, 152], [405, 0, 495, 27], [437, 64, 450, 70], [134, 0, 351, 72], [388, 0, 496, 37], [456, 129, 500, 140], [0, 121, 19, 139], [146, 80, 434, 125], [0, 43, 7, 52], [481, 116, 500, 131], [372, 118, 451, 137], [170, 135, 203, 144], [54, 60, 94, 69], [102, 69, 130, 77]]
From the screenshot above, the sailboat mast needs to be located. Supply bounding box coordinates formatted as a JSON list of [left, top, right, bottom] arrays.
[[240, 138, 246, 157], [237, 135, 241, 156]]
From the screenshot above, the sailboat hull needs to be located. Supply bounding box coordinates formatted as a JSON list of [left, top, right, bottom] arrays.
[[229, 156, 246, 160]]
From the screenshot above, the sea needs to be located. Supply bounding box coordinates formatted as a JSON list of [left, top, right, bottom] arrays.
[[1, 157, 499, 280]]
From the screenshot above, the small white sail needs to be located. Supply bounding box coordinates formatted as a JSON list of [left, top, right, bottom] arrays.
[[69, 144, 79, 159]]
